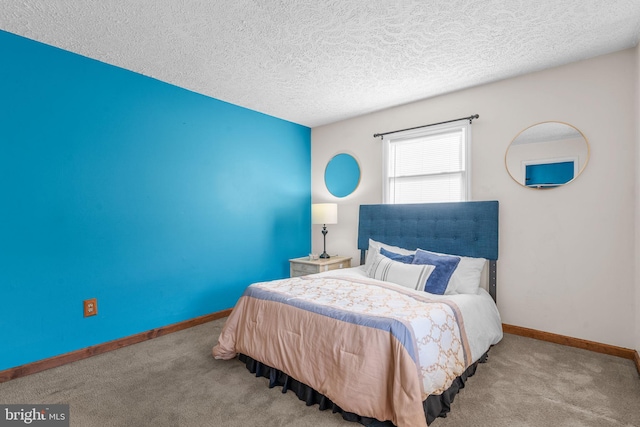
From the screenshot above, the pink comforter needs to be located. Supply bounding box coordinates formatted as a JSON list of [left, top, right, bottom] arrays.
[[213, 275, 471, 427]]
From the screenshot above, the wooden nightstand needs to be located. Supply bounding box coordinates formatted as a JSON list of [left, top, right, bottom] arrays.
[[289, 256, 352, 277]]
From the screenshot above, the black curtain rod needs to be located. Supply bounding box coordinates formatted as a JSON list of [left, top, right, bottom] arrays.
[[373, 114, 479, 139]]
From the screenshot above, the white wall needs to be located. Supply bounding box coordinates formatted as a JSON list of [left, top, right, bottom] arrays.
[[312, 48, 637, 349]]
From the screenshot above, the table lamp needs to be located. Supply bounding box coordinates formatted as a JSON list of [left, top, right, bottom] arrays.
[[311, 203, 338, 259]]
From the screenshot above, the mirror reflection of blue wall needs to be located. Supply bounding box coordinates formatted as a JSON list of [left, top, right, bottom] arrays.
[[525, 161, 574, 188], [325, 153, 361, 197]]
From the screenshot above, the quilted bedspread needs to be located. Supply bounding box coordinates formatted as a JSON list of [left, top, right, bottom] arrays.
[[212, 274, 473, 427]]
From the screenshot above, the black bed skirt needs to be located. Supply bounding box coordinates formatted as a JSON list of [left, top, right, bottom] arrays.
[[238, 351, 488, 426]]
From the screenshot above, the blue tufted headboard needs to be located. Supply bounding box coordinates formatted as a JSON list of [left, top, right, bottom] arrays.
[[358, 201, 499, 301]]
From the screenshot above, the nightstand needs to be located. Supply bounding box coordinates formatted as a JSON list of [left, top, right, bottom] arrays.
[[289, 256, 352, 277]]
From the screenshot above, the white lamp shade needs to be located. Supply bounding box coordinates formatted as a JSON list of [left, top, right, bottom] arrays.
[[312, 203, 338, 225]]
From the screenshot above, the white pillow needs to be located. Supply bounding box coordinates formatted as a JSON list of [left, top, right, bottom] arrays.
[[364, 240, 486, 294], [365, 238, 415, 267], [365, 252, 434, 291], [427, 253, 487, 295]]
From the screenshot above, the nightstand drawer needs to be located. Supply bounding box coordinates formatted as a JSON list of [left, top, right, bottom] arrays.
[[292, 263, 319, 276], [289, 256, 352, 278], [323, 260, 350, 271]]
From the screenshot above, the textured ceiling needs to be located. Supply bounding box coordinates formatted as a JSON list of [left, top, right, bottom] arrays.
[[1, 1, 640, 127], [512, 122, 583, 145]]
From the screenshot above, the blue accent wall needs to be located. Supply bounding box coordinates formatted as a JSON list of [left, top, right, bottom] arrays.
[[0, 31, 311, 371]]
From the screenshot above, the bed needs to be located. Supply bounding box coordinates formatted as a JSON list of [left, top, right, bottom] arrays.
[[212, 201, 502, 426]]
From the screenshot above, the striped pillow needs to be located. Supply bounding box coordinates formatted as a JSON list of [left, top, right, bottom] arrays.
[[366, 252, 434, 291]]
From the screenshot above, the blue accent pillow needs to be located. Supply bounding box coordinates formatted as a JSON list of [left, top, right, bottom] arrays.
[[380, 247, 415, 264], [411, 249, 461, 295]]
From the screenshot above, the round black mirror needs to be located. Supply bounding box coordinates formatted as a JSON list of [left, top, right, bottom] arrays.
[[325, 153, 361, 197]]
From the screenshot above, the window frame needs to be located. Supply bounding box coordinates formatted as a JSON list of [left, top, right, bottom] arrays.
[[382, 120, 472, 204]]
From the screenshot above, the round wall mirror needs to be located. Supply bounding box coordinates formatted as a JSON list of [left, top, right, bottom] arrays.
[[325, 153, 361, 197], [505, 122, 590, 189]]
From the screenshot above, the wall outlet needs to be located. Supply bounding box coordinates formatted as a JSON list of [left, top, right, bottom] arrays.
[[84, 298, 98, 317]]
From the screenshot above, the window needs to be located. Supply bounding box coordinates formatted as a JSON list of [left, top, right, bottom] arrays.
[[383, 121, 471, 204]]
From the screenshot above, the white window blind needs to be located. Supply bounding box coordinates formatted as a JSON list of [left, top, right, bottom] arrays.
[[383, 122, 470, 204]]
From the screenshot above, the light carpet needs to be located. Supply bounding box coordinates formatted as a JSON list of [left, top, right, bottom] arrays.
[[1, 318, 639, 427]]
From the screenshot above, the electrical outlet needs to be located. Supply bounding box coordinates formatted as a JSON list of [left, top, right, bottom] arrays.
[[84, 298, 97, 317]]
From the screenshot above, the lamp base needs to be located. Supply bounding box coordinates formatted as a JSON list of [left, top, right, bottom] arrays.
[[319, 225, 330, 259]]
